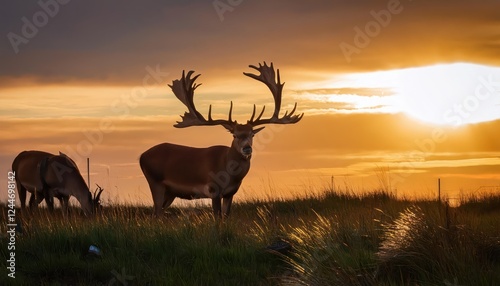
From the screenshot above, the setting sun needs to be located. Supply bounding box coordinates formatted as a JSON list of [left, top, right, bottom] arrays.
[[311, 63, 500, 126], [393, 63, 500, 126]]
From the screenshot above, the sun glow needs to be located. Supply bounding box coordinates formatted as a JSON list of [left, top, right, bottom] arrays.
[[309, 63, 500, 125], [392, 63, 500, 126]]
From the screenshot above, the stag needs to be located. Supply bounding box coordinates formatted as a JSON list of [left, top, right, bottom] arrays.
[[140, 62, 303, 217]]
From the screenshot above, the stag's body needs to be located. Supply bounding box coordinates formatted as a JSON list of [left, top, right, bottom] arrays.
[[140, 142, 250, 216], [12, 150, 97, 215], [141, 62, 302, 217]]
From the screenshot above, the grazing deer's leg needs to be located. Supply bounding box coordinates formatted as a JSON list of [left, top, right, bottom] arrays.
[[29, 191, 44, 208], [44, 191, 55, 212], [222, 196, 233, 218], [18, 182, 27, 209], [212, 197, 222, 218], [28, 192, 35, 208], [59, 195, 69, 215]]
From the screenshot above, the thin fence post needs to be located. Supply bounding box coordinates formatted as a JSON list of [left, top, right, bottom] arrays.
[[438, 178, 441, 202], [87, 158, 90, 189]]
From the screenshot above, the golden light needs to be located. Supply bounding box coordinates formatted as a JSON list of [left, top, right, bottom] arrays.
[[309, 63, 500, 126], [392, 63, 500, 126]]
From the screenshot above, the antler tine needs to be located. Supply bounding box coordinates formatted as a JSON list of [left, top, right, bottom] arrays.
[[255, 105, 266, 121], [170, 70, 235, 129], [228, 101, 233, 122], [244, 62, 302, 126], [208, 104, 213, 121], [94, 183, 104, 203], [249, 104, 256, 122], [282, 102, 304, 123], [290, 102, 297, 114], [248, 104, 267, 123]]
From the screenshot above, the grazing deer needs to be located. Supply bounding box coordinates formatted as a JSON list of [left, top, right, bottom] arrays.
[[12, 150, 103, 215], [140, 62, 303, 217]]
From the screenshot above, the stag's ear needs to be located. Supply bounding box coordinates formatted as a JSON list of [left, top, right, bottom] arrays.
[[253, 127, 265, 134], [222, 123, 235, 133]]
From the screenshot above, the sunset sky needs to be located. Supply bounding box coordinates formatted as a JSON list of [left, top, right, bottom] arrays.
[[1, 0, 499, 205]]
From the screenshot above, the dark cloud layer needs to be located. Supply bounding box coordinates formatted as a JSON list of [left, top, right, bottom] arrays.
[[1, 0, 499, 86]]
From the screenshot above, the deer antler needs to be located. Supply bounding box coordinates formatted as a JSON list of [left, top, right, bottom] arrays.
[[243, 62, 303, 126], [170, 70, 235, 128], [93, 184, 104, 206]]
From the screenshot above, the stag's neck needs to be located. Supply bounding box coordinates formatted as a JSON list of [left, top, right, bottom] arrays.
[[225, 147, 251, 181]]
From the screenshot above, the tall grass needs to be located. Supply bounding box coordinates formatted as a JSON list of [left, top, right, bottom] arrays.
[[1, 206, 282, 285], [281, 193, 500, 286], [459, 191, 500, 213], [1, 189, 499, 285]]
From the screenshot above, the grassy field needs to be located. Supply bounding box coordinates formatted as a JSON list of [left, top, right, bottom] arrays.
[[1, 188, 499, 285]]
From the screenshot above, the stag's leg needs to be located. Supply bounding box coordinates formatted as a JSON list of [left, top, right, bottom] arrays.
[[222, 196, 233, 218], [212, 197, 222, 218], [149, 182, 169, 216], [162, 194, 175, 209]]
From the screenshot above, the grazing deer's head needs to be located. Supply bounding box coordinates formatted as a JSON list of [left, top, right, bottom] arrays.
[[93, 184, 104, 211], [169, 62, 303, 159]]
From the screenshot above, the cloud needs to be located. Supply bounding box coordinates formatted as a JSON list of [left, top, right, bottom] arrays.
[[295, 88, 393, 97], [1, 114, 499, 203], [1, 0, 499, 87]]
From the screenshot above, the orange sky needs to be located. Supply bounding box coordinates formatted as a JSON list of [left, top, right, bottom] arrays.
[[1, 0, 499, 205]]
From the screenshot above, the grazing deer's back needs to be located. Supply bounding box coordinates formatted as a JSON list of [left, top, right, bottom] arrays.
[[12, 150, 54, 186]]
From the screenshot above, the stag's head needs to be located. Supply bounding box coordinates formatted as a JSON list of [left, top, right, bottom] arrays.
[[169, 62, 303, 159], [223, 124, 263, 160]]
